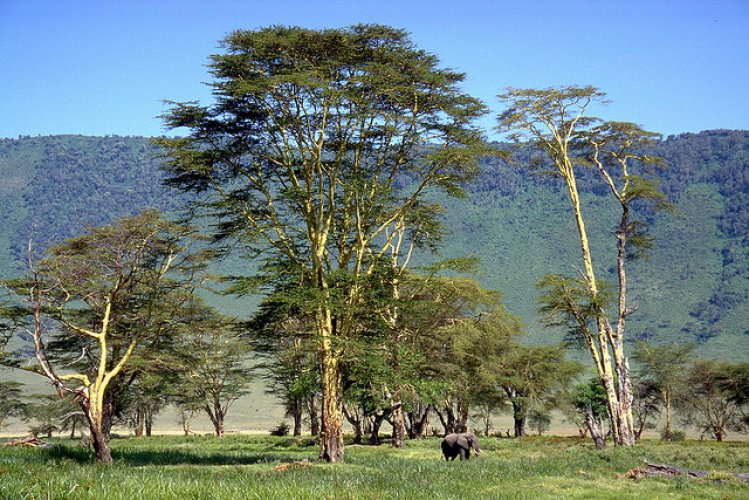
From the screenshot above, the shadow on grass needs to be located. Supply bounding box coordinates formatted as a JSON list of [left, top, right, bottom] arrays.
[[40, 445, 95, 464], [116, 449, 308, 466], [37, 444, 311, 467]]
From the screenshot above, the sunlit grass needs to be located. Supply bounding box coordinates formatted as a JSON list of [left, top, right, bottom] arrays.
[[1, 435, 748, 498]]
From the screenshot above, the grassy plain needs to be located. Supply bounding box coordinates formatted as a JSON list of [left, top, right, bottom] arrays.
[[1, 435, 748, 499]]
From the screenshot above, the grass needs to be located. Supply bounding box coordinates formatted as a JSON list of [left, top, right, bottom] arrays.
[[1, 435, 748, 499]]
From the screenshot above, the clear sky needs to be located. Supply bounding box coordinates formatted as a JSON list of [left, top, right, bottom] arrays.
[[1, 0, 747, 139]]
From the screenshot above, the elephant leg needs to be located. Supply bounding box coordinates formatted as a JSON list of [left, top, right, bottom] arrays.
[[459, 448, 467, 460]]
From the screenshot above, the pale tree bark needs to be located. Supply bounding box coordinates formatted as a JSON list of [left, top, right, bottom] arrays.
[[22, 215, 182, 463], [497, 87, 646, 447]]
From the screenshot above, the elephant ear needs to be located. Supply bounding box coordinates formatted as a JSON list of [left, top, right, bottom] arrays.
[[456, 435, 469, 449]]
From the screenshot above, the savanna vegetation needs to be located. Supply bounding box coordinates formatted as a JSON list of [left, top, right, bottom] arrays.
[[1, 435, 749, 499], [0, 22, 748, 498]]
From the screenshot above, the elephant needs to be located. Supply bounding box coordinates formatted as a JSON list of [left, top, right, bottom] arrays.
[[441, 432, 481, 460]]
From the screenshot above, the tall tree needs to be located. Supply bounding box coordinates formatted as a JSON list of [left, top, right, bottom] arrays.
[[157, 25, 488, 462], [498, 86, 667, 446], [9, 210, 205, 463]]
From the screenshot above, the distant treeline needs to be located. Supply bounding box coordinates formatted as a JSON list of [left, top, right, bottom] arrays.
[[0, 130, 747, 352]]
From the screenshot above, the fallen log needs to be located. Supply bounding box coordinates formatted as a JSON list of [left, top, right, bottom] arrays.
[[2, 436, 53, 447], [625, 462, 749, 482]]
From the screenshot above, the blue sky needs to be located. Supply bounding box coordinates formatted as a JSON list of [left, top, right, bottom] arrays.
[[1, 0, 747, 139]]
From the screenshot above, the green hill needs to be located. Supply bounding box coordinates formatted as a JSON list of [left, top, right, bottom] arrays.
[[1, 131, 747, 357]]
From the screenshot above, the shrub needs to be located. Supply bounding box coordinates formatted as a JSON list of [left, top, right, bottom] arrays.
[[269, 422, 290, 437]]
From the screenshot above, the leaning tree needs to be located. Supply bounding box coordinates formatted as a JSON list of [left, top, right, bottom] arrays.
[[498, 86, 669, 446], [157, 25, 489, 462], [9, 210, 206, 463]]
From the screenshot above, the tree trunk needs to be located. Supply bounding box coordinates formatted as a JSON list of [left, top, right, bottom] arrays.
[[457, 403, 469, 433], [390, 385, 406, 448], [292, 398, 303, 437], [407, 404, 431, 439], [342, 404, 363, 445], [584, 407, 606, 449], [663, 391, 672, 439], [511, 400, 526, 437], [368, 413, 387, 446], [145, 409, 153, 437], [181, 413, 191, 437], [514, 415, 526, 438], [213, 415, 225, 437], [206, 402, 225, 437], [318, 312, 344, 462], [84, 400, 113, 464], [564, 168, 635, 447], [90, 423, 112, 463], [134, 408, 145, 437], [308, 394, 319, 436], [435, 406, 456, 436], [352, 422, 363, 445], [714, 426, 724, 442]]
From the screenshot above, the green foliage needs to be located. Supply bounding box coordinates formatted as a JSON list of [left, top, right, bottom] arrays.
[[170, 307, 256, 436], [677, 360, 749, 441], [0, 380, 28, 429], [633, 341, 695, 398], [0, 136, 180, 268], [1, 129, 748, 359], [573, 378, 609, 421]]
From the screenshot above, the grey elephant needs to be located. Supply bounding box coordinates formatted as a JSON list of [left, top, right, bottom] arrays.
[[441, 432, 481, 460]]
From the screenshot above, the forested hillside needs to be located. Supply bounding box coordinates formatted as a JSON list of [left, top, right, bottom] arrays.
[[0, 131, 747, 356]]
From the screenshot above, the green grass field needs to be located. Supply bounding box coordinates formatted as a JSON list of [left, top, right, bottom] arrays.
[[1, 435, 748, 499]]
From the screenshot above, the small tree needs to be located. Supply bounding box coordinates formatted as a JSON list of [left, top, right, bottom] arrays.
[[495, 344, 582, 437], [528, 408, 552, 436], [572, 378, 610, 449], [631, 380, 661, 440], [249, 294, 320, 437], [633, 341, 694, 439], [677, 360, 747, 441], [173, 307, 255, 437]]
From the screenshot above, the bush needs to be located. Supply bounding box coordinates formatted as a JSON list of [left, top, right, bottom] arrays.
[[269, 422, 290, 436], [661, 429, 686, 441]]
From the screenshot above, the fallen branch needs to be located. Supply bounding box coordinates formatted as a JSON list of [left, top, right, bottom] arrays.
[[2, 436, 53, 447], [272, 459, 311, 472], [625, 462, 749, 482]]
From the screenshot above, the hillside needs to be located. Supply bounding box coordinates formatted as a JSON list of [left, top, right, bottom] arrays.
[[0, 131, 747, 357]]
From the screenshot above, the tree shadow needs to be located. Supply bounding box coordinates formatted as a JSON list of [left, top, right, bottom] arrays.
[[116, 449, 308, 466], [38, 443, 312, 467]]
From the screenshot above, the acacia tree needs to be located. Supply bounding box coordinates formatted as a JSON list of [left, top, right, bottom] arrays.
[[677, 360, 748, 441], [249, 294, 320, 437], [633, 341, 694, 439], [498, 86, 667, 446], [172, 308, 255, 437], [157, 25, 488, 462], [12, 210, 204, 463], [0, 381, 27, 430], [494, 344, 582, 437]]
